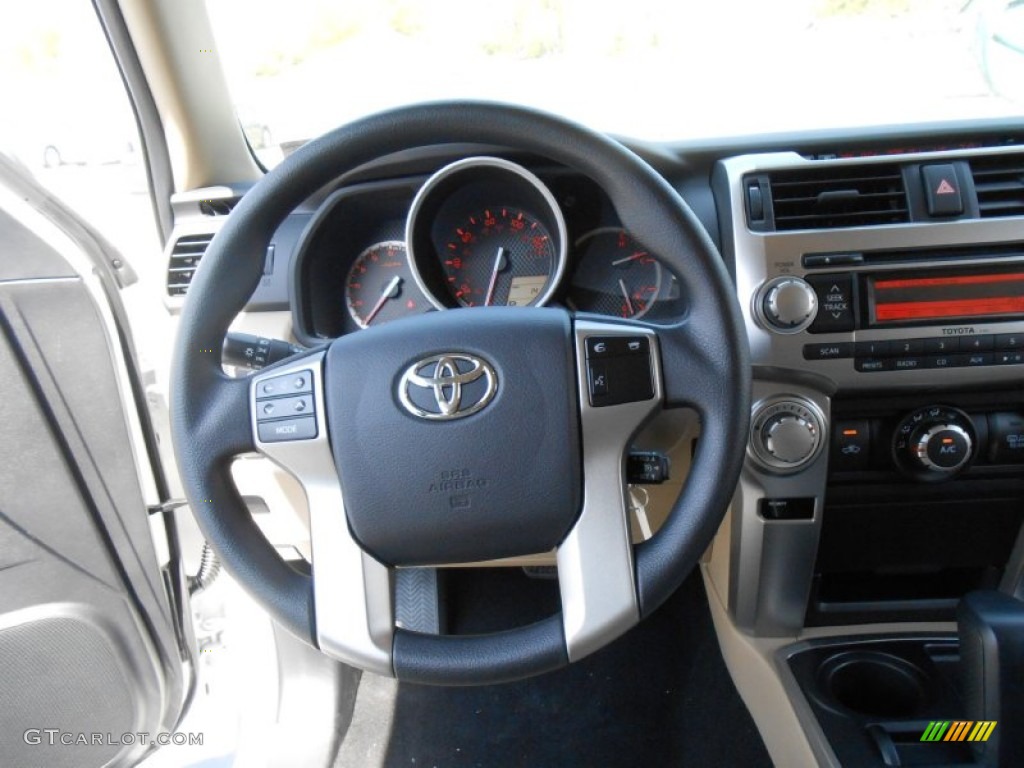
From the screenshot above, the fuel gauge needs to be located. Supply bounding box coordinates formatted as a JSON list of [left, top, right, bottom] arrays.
[[566, 228, 662, 319]]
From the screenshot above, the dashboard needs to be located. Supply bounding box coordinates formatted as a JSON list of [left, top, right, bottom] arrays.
[[289, 156, 686, 346], [163, 122, 1024, 638], [158, 117, 1024, 768]]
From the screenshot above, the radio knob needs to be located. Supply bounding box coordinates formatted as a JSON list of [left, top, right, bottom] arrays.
[[910, 424, 973, 474], [761, 277, 817, 331]]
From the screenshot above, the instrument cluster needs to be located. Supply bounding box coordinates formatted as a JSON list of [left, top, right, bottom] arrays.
[[292, 156, 686, 344]]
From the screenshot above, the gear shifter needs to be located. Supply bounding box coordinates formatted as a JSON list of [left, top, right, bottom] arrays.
[[957, 590, 1024, 767]]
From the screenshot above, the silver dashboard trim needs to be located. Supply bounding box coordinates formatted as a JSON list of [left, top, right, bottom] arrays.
[[720, 148, 1024, 393], [250, 353, 394, 676], [558, 320, 662, 661], [731, 383, 831, 636]]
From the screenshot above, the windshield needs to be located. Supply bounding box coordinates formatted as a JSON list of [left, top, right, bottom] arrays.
[[207, 0, 1024, 167]]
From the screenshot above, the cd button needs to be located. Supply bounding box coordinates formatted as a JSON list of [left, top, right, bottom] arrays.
[[926, 355, 958, 369]]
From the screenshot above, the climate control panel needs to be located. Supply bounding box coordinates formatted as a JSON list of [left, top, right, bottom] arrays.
[[830, 400, 1024, 481]]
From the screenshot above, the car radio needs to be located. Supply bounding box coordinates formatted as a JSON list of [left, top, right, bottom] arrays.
[[746, 242, 1024, 385]]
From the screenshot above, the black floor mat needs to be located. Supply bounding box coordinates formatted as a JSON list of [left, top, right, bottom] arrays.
[[380, 569, 771, 767]]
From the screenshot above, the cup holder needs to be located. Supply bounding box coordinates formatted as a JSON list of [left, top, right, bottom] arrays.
[[818, 651, 931, 718]]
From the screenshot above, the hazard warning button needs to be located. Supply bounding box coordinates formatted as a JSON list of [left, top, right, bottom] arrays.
[[922, 163, 964, 217]]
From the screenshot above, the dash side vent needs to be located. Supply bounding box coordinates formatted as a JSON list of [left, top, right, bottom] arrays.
[[166, 233, 213, 297], [970, 156, 1024, 219], [765, 164, 909, 231], [198, 198, 241, 216]]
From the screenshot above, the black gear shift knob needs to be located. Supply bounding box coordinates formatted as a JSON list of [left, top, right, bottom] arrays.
[[958, 590, 1024, 767]]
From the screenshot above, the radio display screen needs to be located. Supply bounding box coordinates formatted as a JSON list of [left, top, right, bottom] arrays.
[[869, 269, 1024, 325]]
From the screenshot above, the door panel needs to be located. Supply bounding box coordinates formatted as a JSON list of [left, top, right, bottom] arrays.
[[0, 203, 187, 767]]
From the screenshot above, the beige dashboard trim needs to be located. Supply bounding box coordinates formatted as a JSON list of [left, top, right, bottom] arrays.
[[119, 0, 262, 191], [703, 559, 958, 767]]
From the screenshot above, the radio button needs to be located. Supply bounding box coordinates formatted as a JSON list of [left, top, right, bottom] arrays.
[[807, 274, 855, 333], [855, 358, 891, 372], [803, 342, 853, 361], [995, 333, 1023, 350], [893, 357, 925, 371], [892, 339, 924, 356], [959, 335, 995, 352], [924, 337, 958, 354], [855, 340, 891, 357]]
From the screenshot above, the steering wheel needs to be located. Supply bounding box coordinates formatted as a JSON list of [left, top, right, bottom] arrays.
[[170, 102, 750, 686]]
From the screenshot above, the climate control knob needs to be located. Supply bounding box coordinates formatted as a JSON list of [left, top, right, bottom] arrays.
[[892, 405, 976, 481], [749, 398, 826, 473], [912, 424, 973, 473], [759, 277, 817, 332]]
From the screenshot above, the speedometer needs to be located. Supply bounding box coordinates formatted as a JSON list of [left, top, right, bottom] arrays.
[[441, 207, 556, 307], [406, 157, 568, 309]]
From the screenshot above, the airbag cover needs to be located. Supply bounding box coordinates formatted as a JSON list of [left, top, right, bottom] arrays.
[[325, 307, 581, 565]]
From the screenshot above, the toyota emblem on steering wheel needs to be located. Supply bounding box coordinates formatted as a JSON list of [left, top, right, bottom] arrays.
[[398, 353, 498, 420]]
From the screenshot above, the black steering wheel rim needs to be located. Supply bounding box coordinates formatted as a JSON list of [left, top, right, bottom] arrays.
[[170, 101, 750, 685]]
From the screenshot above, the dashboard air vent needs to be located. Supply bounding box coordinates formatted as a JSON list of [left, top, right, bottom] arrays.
[[166, 233, 213, 297], [767, 164, 909, 230], [199, 198, 240, 216], [970, 156, 1024, 218]]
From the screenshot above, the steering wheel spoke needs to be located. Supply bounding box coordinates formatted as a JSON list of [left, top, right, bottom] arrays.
[[558, 319, 662, 661], [250, 350, 394, 676]]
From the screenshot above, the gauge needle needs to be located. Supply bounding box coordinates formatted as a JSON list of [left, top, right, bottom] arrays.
[[364, 275, 402, 325], [484, 247, 506, 306], [611, 251, 647, 267], [619, 279, 635, 317]]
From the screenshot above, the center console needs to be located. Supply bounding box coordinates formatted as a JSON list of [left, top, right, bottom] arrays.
[[711, 145, 1024, 766]]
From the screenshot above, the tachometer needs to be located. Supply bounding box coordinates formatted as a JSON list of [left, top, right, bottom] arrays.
[[566, 228, 662, 319], [441, 207, 556, 307], [345, 241, 431, 328], [406, 157, 568, 309]]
